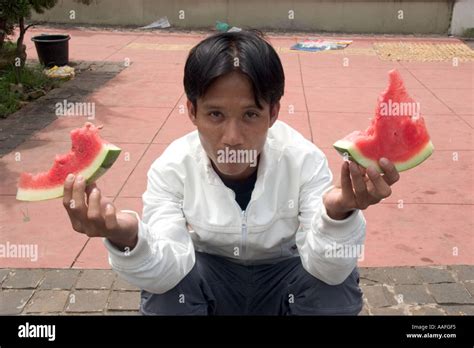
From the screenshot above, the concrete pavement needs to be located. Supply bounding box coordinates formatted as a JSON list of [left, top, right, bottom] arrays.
[[1, 265, 473, 315]]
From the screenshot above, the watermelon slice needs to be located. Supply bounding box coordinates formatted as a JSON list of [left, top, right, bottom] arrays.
[[333, 69, 434, 172], [16, 122, 121, 201]]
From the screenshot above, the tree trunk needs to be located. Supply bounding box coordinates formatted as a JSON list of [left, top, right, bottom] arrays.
[[0, 18, 6, 50], [16, 17, 27, 66], [0, 18, 8, 50], [14, 17, 27, 84]]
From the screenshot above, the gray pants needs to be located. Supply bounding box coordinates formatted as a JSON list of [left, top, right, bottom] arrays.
[[140, 251, 363, 315]]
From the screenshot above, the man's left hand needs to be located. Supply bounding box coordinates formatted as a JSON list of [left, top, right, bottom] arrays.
[[323, 158, 400, 220]]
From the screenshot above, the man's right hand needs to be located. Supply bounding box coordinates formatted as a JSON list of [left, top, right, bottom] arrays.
[[63, 173, 139, 251]]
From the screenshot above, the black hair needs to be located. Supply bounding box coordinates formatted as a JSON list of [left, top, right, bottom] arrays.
[[183, 30, 285, 110]]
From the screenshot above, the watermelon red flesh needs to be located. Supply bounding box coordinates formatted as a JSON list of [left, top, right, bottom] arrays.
[[333, 69, 434, 172], [16, 122, 121, 201]]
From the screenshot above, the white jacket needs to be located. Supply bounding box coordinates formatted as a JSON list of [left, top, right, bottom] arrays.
[[104, 121, 366, 293]]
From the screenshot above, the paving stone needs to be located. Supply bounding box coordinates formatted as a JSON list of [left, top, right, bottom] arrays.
[[68, 76, 114, 92], [361, 285, 397, 308], [23, 312, 60, 316], [0, 289, 34, 314], [24, 290, 69, 313], [450, 265, 474, 282], [427, 283, 474, 304], [87, 62, 106, 70], [113, 277, 139, 291], [0, 269, 11, 284], [2, 269, 44, 289], [39, 269, 81, 290], [358, 268, 390, 285], [108, 291, 140, 311], [462, 282, 474, 297], [383, 267, 423, 285], [441, 305, 474, 315], [22, 116, 53, 130], [393, 285, 434, 304], [2, 265, 474, 315], [95, 63, 125, 74], [75, 270, 116, 290], [370, 307, 405, 315], [410, 306, 446, 315], [42, 86, 81, 100], [416, 267, 456, 284], [358, 305, 370, 316], [106, 311, 140, 315], [358, 275, 378, 286], [65, 290, 109, 313], [1, 141, 24, 153], [71, 60, 95, 72], [61, 312, 104, 316]]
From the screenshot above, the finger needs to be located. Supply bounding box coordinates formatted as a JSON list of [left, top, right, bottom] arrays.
[[379, 158, 400, 186], [71, 174, 87, 217], [357, 164, 367, 177], [340, 161, 355, 200], [62, 174, 83, 232], [367, 166, 392, 199], [62, 173, 75, 208], [85, 182, 97, 196], [85, 182, 98, 205], [99, 192, 114, 214], [349, 161, 369, 209], [87, 187, 103, 225], [104, 203, 119, 230]]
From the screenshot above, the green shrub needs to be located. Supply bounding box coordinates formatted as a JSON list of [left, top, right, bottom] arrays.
[[463, 28, 474, 38]]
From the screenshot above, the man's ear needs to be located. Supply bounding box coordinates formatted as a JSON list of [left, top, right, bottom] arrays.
[[187, 100, 197, 126], [269, 101, 280, 127]]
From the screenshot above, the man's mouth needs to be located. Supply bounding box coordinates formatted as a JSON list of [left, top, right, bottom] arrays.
[[216, 147, 258, 167]]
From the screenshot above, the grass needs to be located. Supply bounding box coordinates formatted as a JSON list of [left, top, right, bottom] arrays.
[[0, 42, 61, 118], [463, 28, 474, 38]]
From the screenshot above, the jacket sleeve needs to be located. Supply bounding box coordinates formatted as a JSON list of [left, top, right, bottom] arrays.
[[296, 150, 366, 286], [103, 160, 195, 294]]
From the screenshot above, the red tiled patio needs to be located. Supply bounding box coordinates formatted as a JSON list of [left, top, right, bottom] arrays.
[[0, 27, 472, 269]]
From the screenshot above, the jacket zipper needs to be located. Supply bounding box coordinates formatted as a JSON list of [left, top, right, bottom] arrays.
[[241, 209, 248, 261], [223, 185, 252, 262]]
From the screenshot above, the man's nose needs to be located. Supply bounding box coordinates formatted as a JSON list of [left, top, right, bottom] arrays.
[[222, 119, 244, 147]]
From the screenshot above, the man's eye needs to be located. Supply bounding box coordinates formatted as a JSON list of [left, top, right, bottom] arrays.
[[209, 111, 222, 119], [245, 111, 259, 119]]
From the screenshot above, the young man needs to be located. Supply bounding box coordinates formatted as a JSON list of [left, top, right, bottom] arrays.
[[63, 31, 400, 315]]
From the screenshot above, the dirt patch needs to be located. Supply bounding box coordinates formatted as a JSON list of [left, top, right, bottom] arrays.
[[373, 42, 474, 62], [0, 61, 126, 157]]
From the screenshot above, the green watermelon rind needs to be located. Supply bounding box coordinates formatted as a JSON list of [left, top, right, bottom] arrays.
[[333, 139, 434, 173], [16, 143, 121, 201]]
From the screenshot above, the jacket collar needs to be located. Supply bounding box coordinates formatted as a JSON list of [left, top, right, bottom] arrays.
[[192, 130, 283, 202]]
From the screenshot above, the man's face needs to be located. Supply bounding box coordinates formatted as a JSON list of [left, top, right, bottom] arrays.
[[187, 71, 279, 181]]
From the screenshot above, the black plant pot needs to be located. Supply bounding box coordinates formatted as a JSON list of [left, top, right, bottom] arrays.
[[31, 34, 70, 68]]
